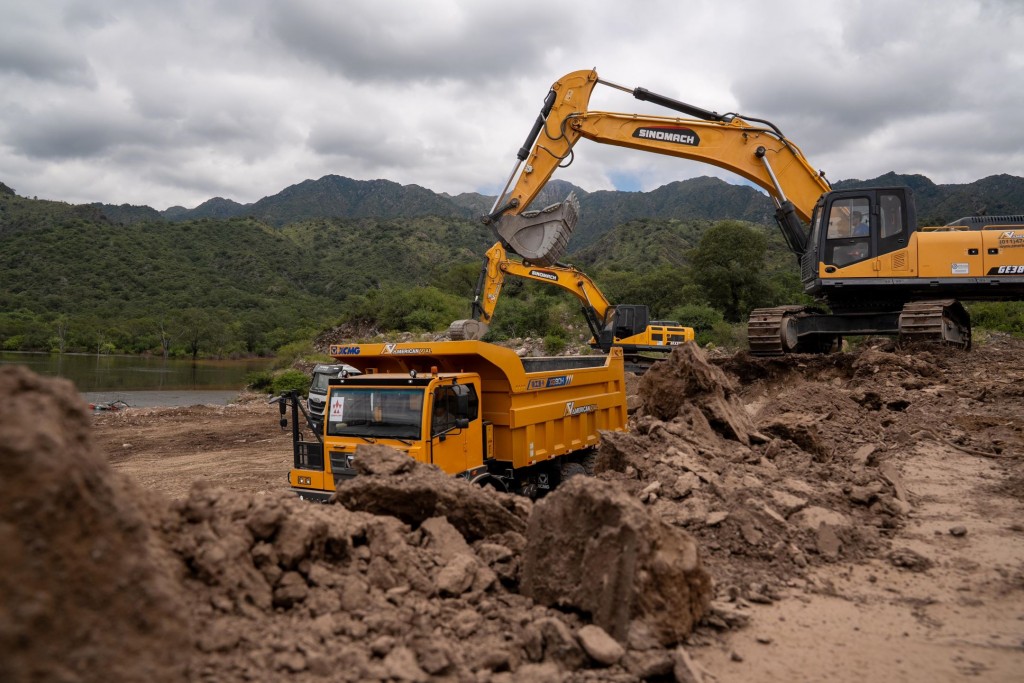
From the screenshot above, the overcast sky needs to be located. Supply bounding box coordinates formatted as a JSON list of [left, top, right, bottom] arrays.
[[2, 0, 1022, 210]]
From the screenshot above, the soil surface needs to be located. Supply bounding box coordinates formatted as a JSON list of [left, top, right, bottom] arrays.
[[4, 334, 1024, 682]]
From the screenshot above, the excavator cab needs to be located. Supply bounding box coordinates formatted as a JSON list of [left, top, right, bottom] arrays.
[[594, 305, 649, 350], [803, 187, 914, 287]]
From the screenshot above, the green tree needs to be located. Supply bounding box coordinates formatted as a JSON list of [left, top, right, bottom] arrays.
[[690, 221, 771, 322]]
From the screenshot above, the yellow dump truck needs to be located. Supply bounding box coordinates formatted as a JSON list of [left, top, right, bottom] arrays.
[[278, 340, 627, 502]]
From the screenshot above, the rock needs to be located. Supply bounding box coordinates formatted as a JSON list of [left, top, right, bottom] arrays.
[[577, 624, 625, 666], [673, 647, 706, 683], [420, 516, 472, 561], [333, 445, 526, 541], [815, 524, 842, 560], [758, 412, 830, 460], [672, 472, 700, 499], [789, 506, 850, 530], [521, 478, 711, 646], [623, 649, 675, 679], [435, 554, 478, 597], [638, 343, 754, 445], [847, 484, 881, 505], [949, 526, 968, 537], [878, 462, 910, 502], [272, 571, 309, 608], [383, 645, 428, 682], [849, 444, 877, 465], [705, 511, 730, 526], [770, 489, 811, 516], [889, 548, 933, 572]]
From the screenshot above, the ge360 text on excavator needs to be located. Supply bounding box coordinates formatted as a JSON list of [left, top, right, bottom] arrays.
[[482, 68, 1024, 355]]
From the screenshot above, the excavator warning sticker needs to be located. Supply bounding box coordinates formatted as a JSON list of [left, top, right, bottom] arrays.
[[633, 126, 700, 146], [998, 231, 1024, 248], [528, 375, 573, 390]]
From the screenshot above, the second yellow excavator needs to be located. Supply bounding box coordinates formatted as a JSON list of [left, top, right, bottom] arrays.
[[484, 68, 1024, 355], [449, 241, 693, 370]]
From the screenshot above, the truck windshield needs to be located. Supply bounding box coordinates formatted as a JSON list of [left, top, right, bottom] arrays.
[[326, 387, 424, 440]]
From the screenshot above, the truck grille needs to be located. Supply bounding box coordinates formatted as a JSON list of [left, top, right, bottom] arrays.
[[330, 451, 355, 475]]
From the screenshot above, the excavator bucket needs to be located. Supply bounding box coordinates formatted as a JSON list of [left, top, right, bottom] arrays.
[[447, 319, 488, 341], [494, 192, 579, 266]]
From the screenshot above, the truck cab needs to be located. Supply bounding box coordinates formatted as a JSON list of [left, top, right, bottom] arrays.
[[319, 370, 484, 486]]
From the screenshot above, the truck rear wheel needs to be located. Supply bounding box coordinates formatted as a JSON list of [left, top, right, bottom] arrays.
[[560, 461, 587, 482]]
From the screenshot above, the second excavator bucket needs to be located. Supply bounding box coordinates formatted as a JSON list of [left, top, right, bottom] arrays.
[[494, 192, 579, 266], [448, 319, 489, 341]]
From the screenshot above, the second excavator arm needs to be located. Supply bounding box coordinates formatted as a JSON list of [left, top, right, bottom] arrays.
[[448, 241, 612, 342], [488, 69, 833, 265]]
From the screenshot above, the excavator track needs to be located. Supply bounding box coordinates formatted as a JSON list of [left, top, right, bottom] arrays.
[[897, 299, 971, 350], [747, 306, 807, 356]]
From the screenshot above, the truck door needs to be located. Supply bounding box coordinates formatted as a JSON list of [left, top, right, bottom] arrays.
[[428, 383, 481, 476]]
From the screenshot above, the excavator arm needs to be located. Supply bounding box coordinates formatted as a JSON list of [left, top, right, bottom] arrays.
[[448, 241, 612, 342], [489, 68, 833, 264], [448, 242, 695, 362]]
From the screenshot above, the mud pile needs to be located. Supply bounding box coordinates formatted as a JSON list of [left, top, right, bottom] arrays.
[[595, 342, 915, 604], [0, 366, 190, 682], [1, 366, 712, 682]]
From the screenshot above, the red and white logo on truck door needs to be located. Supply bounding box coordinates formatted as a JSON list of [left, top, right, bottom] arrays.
[[329, 396, 345, 421]]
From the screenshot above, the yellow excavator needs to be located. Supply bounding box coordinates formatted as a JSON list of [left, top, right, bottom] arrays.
[[448, 241, 693, 370], [483, 68, 1024, 355]]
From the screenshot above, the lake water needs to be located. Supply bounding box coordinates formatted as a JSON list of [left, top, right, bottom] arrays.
[[0, 352, 275, 408]]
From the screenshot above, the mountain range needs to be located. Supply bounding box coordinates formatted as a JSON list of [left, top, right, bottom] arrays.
[[89, 172, 1024, 254]]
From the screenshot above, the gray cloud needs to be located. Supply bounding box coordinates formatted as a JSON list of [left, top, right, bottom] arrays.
[[0, 0, 1021, 209]]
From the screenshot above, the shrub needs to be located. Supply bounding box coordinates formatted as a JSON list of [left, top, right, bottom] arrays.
[[669, 303, 725, 345], [543, 333, 567, 355], [270, 369, 311, 396], [246, 370, 274, 392]]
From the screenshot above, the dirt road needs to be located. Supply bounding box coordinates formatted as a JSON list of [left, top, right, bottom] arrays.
[[82, 336, 1024, 681]]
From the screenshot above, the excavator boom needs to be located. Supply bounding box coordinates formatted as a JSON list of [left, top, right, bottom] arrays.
[[488, 69, 832, 264]]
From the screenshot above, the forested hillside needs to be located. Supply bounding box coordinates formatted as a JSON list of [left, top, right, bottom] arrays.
[[3, 171, 1023, 357]]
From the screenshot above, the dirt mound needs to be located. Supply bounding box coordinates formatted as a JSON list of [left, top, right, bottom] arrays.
[[3, 368, 714, 682], [0, 366, 191, 683], [522, 477, 711, 645], [596, 343, 911, 601]]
